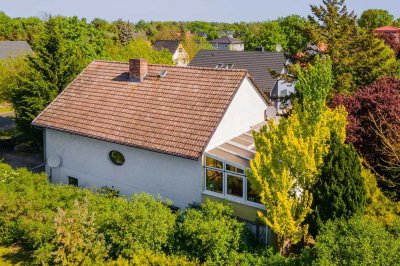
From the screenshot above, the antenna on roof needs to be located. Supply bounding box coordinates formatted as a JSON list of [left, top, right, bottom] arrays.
[[275, 44, 283, 52], [159, 70, 167, 78]]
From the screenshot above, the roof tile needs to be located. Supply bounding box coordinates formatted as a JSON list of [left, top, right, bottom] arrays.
[[33, 60, 248, 159]]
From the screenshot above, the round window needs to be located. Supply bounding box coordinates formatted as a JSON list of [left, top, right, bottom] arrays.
[[109, 150, 125, 165]]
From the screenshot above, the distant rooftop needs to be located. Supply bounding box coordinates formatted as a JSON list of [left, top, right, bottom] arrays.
[[374, 26, 400, 32], [0, 41, 33, 60], [153, 40, 180, 54], [209, 36, 243, 44], [189, 50, 287, 94]]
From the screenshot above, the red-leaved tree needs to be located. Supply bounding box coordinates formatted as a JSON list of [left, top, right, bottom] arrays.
[[331, 77, 400, 199], [375, 32, 400, 58]]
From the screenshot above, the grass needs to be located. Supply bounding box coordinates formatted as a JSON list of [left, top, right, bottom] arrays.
[[0, 246, 32, 266]]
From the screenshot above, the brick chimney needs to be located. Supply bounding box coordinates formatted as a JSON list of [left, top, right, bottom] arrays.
[[129, 58, 148, 82]]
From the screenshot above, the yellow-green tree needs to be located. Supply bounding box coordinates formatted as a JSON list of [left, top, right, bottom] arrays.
[[247, 57, 347, 255]]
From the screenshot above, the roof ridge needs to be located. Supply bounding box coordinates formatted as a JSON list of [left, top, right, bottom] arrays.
[[92, 59, 248, 73]]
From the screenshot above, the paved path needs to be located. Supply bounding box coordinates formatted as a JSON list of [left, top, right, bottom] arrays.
[[0, 151, 44, 172], [0, 116, 15, 131]]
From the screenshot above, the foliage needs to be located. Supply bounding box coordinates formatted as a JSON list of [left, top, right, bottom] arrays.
[[375, 32, 400, 58], [362, 166, 400, 226], [277, 15, 310, 58], [115, 19, 134, 45], [8, 16, 106, 142], [182, 32, 213, 61], [0, 11, 44, 43], [331, 77, 400, 199], [306, 0, 399, 93], [103, 38, 173, 64], [172, 200, 247, 263], [107, 250, 196, 266], [248, 57, 347, 254], [309, 135, 366, 235], [52, 200, 108, 265], [95, 194, 176, 259], [0, 56, 27, 102], [0, 163, 267, 265], [312, 217, 400, 266], [358, 9, 395, 31]]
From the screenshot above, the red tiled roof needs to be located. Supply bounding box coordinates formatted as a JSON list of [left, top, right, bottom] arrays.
[[33, 60, 249, 160], [374, 26, 400, 32]]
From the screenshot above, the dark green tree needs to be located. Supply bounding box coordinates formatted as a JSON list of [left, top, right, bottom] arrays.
[[10, 18, 82, 142], [115, 19, 133, 45], [309, 134, 366, 235], [358, 9, 394, 31], [306, 0, 399, 93]]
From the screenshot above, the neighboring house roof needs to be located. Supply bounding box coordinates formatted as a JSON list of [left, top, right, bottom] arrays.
[[33, 60, 254, 160], [374, 26, 400, 32], [154, 40, 180, 54], [189, 50, 287, 94], [209, 36, 243, 44], [0, 41, 33, 60], [196, 32, 208, 38]]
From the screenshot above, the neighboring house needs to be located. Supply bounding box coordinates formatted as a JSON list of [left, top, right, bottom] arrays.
[[189, 50, 294, 110], [33, 58, 275, 242], [209, 36, 244, 51], [374, 26, 400, 42], [154, 40, 189, 66], [195, 32, 208, 39], [0, 41, 33, 60]]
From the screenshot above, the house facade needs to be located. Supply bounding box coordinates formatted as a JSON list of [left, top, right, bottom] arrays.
[[154, 40, 189, 66], [209, 36, 244, 51], [33, 59, 273, 236]]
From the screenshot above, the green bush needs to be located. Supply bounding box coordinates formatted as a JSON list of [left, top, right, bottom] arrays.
[[171, 200, 248, 263], [94, 194, 176, 259], [312, 217, 400, 265], [0, 163, 176, 264], [309, 135, 366, 235]]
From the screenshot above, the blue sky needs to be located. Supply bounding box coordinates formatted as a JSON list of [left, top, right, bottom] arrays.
[[1, 0, 399, 22]]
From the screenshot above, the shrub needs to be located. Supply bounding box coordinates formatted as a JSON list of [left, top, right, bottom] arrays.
[[313, 217, 400, 265], [331, 77, 400, 199], [0, 163, 176, 264], [309, 135, 366, 235], [52, 200, 108, 265], [172, 200, 247, 263], [94, 194, 176, 259]]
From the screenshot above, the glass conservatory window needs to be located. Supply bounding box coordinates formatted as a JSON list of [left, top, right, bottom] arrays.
[[205, 169, 223, 194], [227, 174, 243, 198]]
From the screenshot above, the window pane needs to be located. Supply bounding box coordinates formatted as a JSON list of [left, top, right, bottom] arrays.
[[205, 169, 223, 194], [247, 180, 261, 203], [226, 164, 244, 174], [109, 150, 125, 165], [205, 156, 223, 169], [227, 174, 243, 198]]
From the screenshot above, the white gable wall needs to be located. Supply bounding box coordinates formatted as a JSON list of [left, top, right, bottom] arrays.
[[45, 129, 203, 208], [206, 77, 268, 150]]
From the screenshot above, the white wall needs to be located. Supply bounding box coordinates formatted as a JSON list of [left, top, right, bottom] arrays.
[[206, 77, 268, 150], [45, 129, 203, 208]]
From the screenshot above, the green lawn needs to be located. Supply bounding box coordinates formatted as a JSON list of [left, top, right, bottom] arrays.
[[0, 246, 32, 266]]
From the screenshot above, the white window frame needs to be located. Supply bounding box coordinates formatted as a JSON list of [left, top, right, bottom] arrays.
[[203, 154, 265, 209]]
